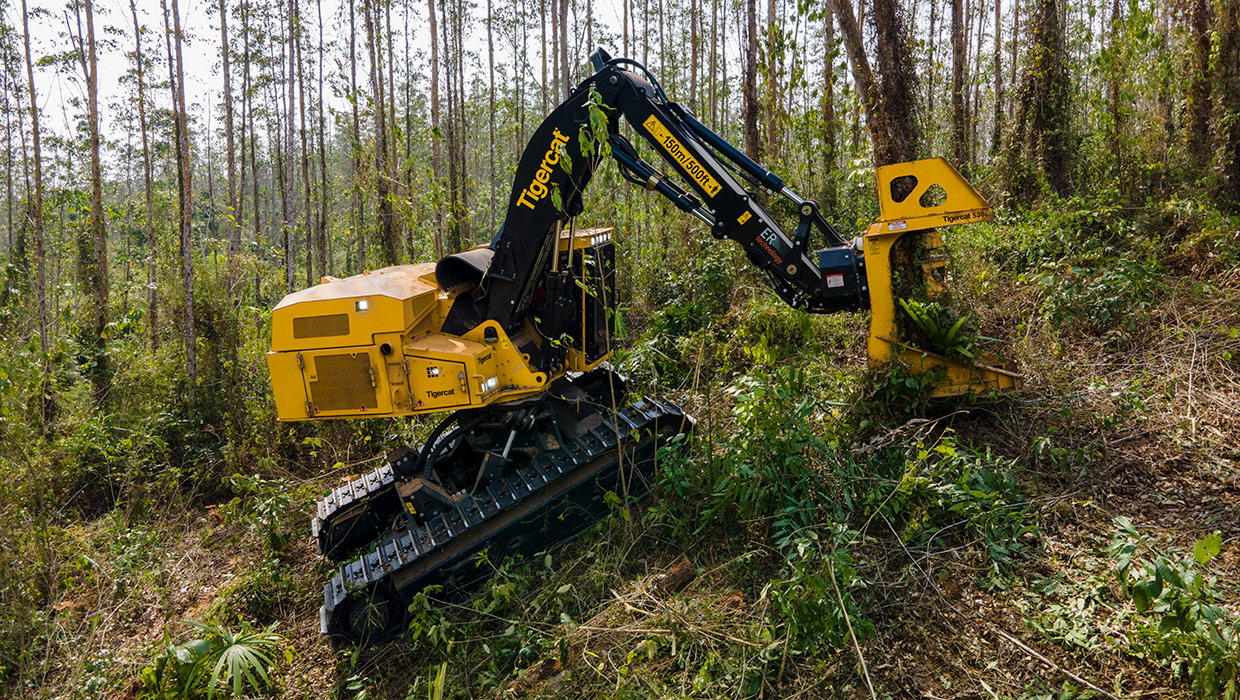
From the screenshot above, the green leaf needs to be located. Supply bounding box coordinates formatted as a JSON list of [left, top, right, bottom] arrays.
[[1194, 532, 1222, 565], [1131, 581, 1151, 613]]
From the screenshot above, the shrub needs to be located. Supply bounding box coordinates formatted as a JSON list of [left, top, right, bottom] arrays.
[[1110, 519, 1238, 699]]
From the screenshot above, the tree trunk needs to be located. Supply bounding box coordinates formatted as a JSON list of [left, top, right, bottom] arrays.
[[295, 0, 313, 284], [1187, 0, 1213, 170], [2, 45, 11, 260], [165, 0, 197, 409], [765, 0, 778, 162], [283, 0, 296, 290], [1006, 0, 1072, 197], [1216, 0, 1240, 208], [317, 0, 329, 275], [442, 0, 459, 252], [245, 1, 262, 330], [991, 0, 1002, 159], [827, 0, 889, 163], [743, 0, 760, 160], [559, 0, 568, 99], [349, 0, 366, 269], [871, 0, 920, 164], [487, 0, 496, 233], [1009, 0, 1018, 122], [219, 0, 238, 275], [822, 5, 837, 209], [540, 0, 547, 113], [364, 0, 397, 264], [709, 0, 717, 123], [428, 0, 444, 256], [83, 0, 109, 405], [950, 0, 966, 164], [20, 0, 48, 422], [689, 0, 698, 112]]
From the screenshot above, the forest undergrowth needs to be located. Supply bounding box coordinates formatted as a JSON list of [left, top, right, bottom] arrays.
[[1, 191, 1238, 700]]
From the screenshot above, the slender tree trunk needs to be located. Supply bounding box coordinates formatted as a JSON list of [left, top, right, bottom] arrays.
[[294, 0, 313, 284], [80, 0, 109, 405], [442, 0, 458, 253], [364, 0, 397, 263], [165, 0, 197, 409], [765, 0, 778, 161], [623, 0, 629, 56], [428, 0, 444, 257], [349, 0, 365, 269], [455, 0, 468, 247], [991, 0, 1003, 159], [822, 5, 837, 209], [245, 0, 262, 329], [1009, 0, 1018, 121], [540, 0, 547, 113], [317, 0, 329, 275], [689, 0, 699, 112], [743, 0, 760, 159], [550, 0, 558, 102], [219, 0, 238, 276], [20, 0, 48, 422], [487, 0, 496, 233], [709, 0, 717, 123], [926, 0, 938, 125], [969, 0, 983, 162], [559, 0, 568, 99], [2, 50, 11, 260]]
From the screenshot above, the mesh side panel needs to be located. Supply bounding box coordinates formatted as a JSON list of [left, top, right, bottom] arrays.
[[310, 354, 378, 411], [293, 313, 350, 339]]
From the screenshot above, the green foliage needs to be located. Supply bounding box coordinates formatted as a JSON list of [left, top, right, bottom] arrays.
[[702, 365, 836, 528], [140, 621, 289, 700], [212, 558, 299, 625], [898, 297, 980, 359], [886, 434, 1038, 573], [1036, 256, 1161, 341], [848, 362, 945, 427], [759, 526, 871, 654], [1110, 519, 1238, 699], [657, 365, 870, 656], [218, 472, 297, 553]]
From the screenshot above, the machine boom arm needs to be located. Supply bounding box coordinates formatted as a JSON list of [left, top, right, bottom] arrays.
[[448, 50, 867, 336]]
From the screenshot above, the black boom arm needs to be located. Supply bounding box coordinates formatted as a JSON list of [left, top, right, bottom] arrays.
[[451, 49, 868, 333]]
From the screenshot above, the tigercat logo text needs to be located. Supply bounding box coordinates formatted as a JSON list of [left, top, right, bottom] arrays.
[[642, 116, 722, 198], [426, 388, 456, 399], [942, 209, 990, 223], [516, 128, 572, 210]]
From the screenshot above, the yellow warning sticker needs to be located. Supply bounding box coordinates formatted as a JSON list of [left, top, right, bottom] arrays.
[[642, 115, 723, 198], [737, 212, 752, 225]]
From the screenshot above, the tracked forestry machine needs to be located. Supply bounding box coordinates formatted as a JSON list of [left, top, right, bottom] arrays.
[[266, 50, 1019, 646]]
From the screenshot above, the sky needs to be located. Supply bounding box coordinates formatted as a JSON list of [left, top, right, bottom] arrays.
[[19, 0, 641, 146]]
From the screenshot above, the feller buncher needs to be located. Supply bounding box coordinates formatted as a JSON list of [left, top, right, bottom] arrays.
[[266, 50, 1019, 645]]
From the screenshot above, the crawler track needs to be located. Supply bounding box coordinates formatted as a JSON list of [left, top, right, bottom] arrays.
[[310, 373, 692, 646]]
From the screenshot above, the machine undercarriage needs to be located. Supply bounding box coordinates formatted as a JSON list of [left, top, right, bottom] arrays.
[[312, 368, 691, 646]]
